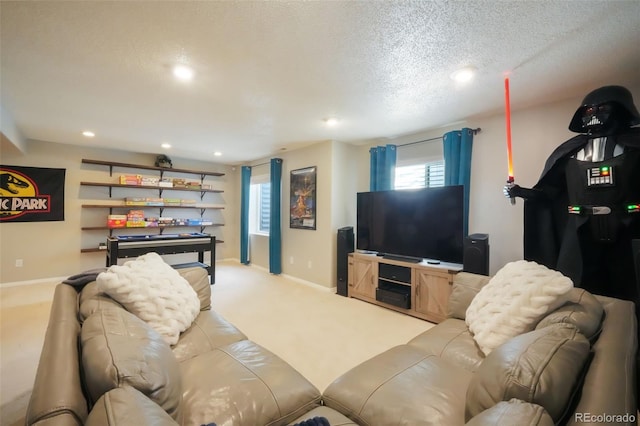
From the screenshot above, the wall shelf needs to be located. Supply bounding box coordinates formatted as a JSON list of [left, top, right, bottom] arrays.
[[82, 158, 225, 178], [81, 204, 224, 209], [80, 159, 226, 256], [80, 181, 224, 196], [81, 223, 225, 231]]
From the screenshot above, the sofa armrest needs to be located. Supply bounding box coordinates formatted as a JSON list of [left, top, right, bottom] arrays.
[[567, 296, 637, 425], [86, 387, 178, 426], [447, 272, 491, 320], [26, 284, 88, 426], [465, 400, 553, 426], [176, 266, 211, 310]]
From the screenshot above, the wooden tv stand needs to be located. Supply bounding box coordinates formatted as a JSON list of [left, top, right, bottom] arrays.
[[347, 252, 462, 323]]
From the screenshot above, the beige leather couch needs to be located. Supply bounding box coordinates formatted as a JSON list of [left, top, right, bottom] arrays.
[[27, 267, 637, 425], [26, 266, 339, 426], [323, 272, 638, 425]]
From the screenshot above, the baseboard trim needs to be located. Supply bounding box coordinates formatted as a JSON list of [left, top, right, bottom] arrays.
[[281, 273, 335, 293], [0, 260, 338, 294], [241, 263, 336, 293], [0, 259, 238, 288], [0, 276, 65, 289]]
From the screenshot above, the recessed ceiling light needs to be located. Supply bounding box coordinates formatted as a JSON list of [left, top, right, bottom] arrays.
[[161, 143, 171, 149], [450, 66, 477, 83], [213, 152, 222, 157], [173, 64, 194, 81], [82, 130, 95, 138], [324, 118, 339, 127]]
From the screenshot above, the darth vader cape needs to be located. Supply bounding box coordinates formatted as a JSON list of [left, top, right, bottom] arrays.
[[522, 127, 640, 296]]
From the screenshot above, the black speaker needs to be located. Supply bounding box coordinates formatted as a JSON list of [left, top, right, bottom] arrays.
[[337, 227, 354, 296], [463, 233, 490, 276]]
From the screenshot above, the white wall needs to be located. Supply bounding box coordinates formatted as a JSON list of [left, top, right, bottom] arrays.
[[2, 82, 638, 284], [469, 82, 639, 274], [359, 82, 640, 275], [0, 104, 27, 154], [330, 141, 361, 284], [0, 140, 235, 283], [465, 98, 577, 274], [245, 140, 362, 288], [281, 142, 334, 286]]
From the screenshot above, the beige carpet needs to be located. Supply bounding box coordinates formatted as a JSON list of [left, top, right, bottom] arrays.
[[0, 260, 434, 425]]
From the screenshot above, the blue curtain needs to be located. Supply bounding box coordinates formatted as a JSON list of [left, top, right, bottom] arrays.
[[443, 128, 474, 236], [240, 166, 251, 264], [369, 144, 397, 191], [269, 158, 283, 274]]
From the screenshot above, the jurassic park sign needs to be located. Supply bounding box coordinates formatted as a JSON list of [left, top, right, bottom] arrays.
[[0, 165, 65, 222]]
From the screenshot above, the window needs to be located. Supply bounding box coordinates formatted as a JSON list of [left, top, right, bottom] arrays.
[[250, 180, 270, 235], [394, 160, 444, 189], [258, 182, 271, 233]]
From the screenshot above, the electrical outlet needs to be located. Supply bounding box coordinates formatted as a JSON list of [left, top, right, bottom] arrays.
[[289, 256, 294, 264], [307, 260, 312, 269], [15, 259, 23, 267]]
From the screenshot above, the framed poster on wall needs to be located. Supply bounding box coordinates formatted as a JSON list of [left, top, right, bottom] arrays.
[[0, 165, 65, 222], [290, 166, 316, 230]]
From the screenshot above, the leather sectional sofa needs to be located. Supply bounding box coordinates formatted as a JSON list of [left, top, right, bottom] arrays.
[[26, 266, 637, 425]]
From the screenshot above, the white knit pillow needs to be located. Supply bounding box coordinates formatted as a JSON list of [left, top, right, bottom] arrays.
[[96, 252, 200, 345], [465, 260, 573, 355]]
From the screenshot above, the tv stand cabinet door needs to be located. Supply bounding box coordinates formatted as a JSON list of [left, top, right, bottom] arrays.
[[414, 269, 452, 323], [350, 257, 376, 300]]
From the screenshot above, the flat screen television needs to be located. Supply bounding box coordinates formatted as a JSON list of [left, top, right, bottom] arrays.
[[356, 185, 464, 264]]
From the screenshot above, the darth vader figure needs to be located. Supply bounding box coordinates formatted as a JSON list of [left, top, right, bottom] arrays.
[[505, 85, 640, 305]]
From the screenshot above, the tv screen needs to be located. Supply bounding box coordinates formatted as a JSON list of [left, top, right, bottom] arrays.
[[356, 186, 464, 264]]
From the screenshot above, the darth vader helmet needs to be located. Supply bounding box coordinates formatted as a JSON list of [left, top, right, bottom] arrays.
[[568, 85, 640, 135]]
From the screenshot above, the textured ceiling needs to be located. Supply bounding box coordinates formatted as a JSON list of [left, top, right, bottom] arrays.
[[1, 1, 639, 164]]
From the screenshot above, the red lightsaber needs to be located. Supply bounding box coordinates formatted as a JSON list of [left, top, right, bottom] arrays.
[[504, 76, 515, 205]]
